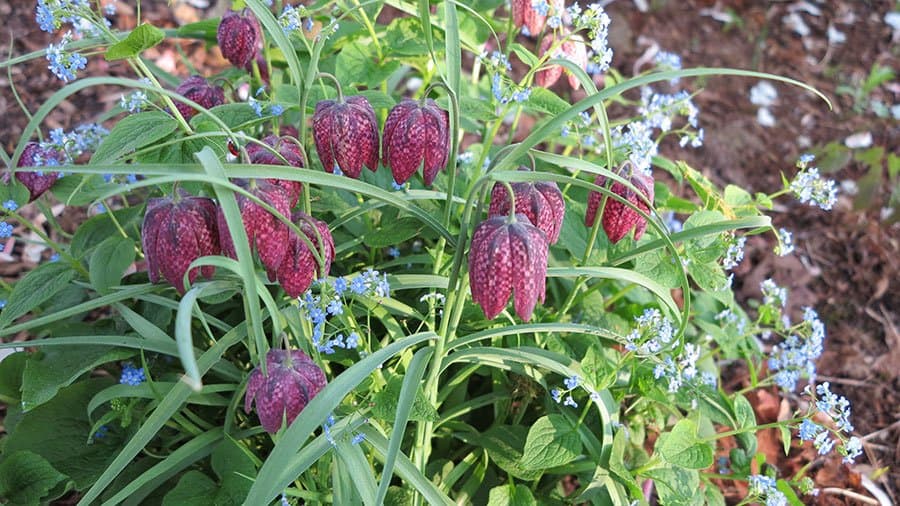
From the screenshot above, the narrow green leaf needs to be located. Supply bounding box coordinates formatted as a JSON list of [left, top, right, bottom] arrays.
[[375, 347, 433, 504], [105, 23, 165, 60], [77, 324, 247, 505], [245, 332, 437, 504]]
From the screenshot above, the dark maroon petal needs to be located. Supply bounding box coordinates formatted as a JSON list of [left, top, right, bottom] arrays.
[[312, 100, 337, 173], [248, 135, 305, 208], [535, 181, 565, 243], [276, 214, 334, 297], [489, 178, 564, 245], [584, 174, 606, 228], [256, 367, 304, 433], [16, 143, 62, 201], [217, 10, 262, 68], [508, 218, 548, 321], [245, 349, 327, 433], [331, 105, 366, 178], [469, 217, 514, 320], [244, 367, 264, 413], [346, 96, 380, 172], [141, 196, 220, 294], [421, 103, 449, 186], [175, 75, 225, 120], [535, 36, 563, 88]]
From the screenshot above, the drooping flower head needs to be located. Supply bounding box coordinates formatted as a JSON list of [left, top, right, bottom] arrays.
[[16, 142, 63, 201], [469, 214, 549, 321], [247, 135, 305, 207], [381, 98, 450, 186], [585, 170, 655, 244], [217, 9, 262, 68], [488, 174, 565, 244], [245, 349, 327, 434], [511, 0, 564, 36], [535, 31, 589, 90], [142, 192, 220, 294], [174, 75, 226, 120], [275, 212, 335, 298], [217, 179, 292, 273], [312, 96, 379, 178]]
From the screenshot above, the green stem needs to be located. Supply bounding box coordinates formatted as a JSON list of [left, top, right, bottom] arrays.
[[8, 210, 88, 278]]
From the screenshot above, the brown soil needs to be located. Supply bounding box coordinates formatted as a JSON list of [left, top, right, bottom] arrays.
[[2, 0, 898, 503]]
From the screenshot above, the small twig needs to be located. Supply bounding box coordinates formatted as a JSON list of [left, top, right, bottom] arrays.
[[820, 487, 878, 505], [859, 419, 900, 443], [860, 475, 893, 506], [814, 375, 874, 388]]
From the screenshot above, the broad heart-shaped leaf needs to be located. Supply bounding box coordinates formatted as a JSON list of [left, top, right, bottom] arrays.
[[90, 111, 178, 165], [364, 217, 424, 249], [211, 438, 256, 505], [89, 236, 136, 294], [520, 414, 583, 470], [0, 262, 77, 330], [487, 483, 538, 506], [190, 103, 260, 130], [525, 87, 572, 115], [0, 451, 71, 505], [683, 210, 726, 264], [0, 179, 32, 211], [105, 23, 165, 60], [689, 261, 733, 305], [645, 466, 704, 506], [371, 375, 438, 423], [472, 425, 541, 480], [70, 206, 143, 259], [21, 346, 135, 411], [0, 351, 28, 404], [3, 378, 122, 490], [161, 470, 218, 506], [633, 246, 681, 289], [656, 419, 714, 470], [335, 40, 400, 88], [731, 393, 758, 455]]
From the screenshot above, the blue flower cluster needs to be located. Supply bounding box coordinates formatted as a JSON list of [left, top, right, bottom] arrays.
[[0, 222, 14, 239], [760, 279, 788, 308], [119, 363, 146, 386], [654, 50, 682, 84], [623, 308, 675, 355], [46, 31, 87, 83], [40, 123, 109, 164], [748, 475, 788, 506], [550, 375, 603, 409], [722, 235, 747, 270], [298, 269, 390, 355], [278, 4, 314, 34], [573, 4, 613, 75], [768, 306, 825, 392], [481, 51, 532, 105], [789, 155, 837, 211], [322, 414, 366, 446], [798, 382, 862, 464], [775, 228, 794, 256]]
